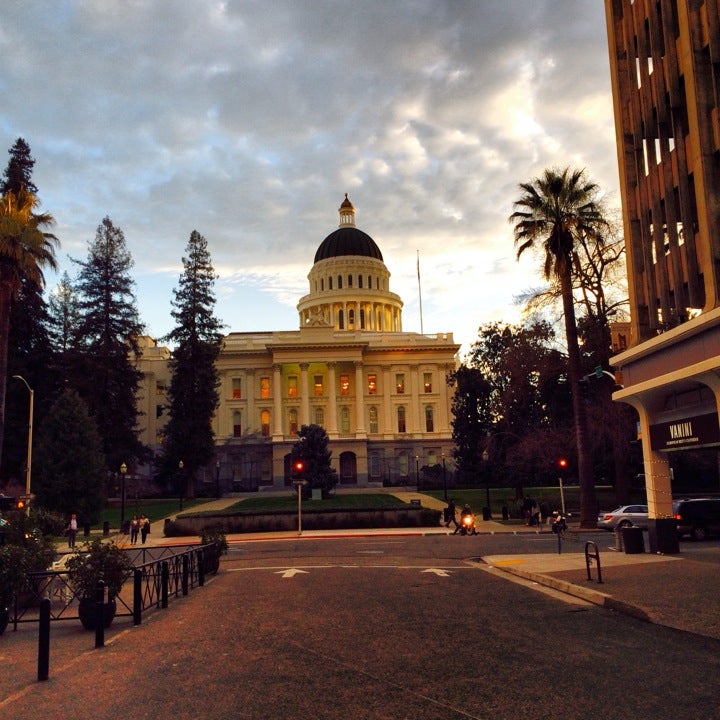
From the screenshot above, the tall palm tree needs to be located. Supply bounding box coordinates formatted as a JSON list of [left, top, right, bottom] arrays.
[[509, 167, 606, 527], [0, 187, 58, 465]]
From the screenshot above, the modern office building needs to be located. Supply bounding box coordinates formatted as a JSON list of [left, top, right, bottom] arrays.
[[605, 0, 720, 549], [136, 196, 459, 492]]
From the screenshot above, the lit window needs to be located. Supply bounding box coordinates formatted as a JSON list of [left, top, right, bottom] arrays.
[[232, 378, 242, 399], [314, 375, 323, 396], [288, 376, 298, 398], [397, 406, 406, 433], [156, 383, 166, 396], [261, 410, 270, 437], [289, 409, 298, 435], [369, 406, 378, 433], [396, 374, 405, 394], [340, 374, 350, 395], [260, 377, 270, 399], [423, 373, 432, 393], [233, 410, 242, 438], [368, 374, 377, 395]]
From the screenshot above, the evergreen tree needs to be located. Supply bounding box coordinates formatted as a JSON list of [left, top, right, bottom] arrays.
[[0, 188, 58, 472], [293, 424, 338, 495], [33, 388, 105, 523], [1, 138, 37, 195], [160, 230, 223, 498], [72, 217, 146, 473], [47, 271, 81, 381]]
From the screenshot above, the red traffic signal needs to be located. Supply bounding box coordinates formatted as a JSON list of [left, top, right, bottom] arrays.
[[16, 499, 25, 510], [293, 460, 305, 474], [557, 458, 568, 471]]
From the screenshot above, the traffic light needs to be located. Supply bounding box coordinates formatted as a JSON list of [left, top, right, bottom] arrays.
[[557, 458, 568, 476], [16, 498, 25, 510], [293, 459, 305, 478]]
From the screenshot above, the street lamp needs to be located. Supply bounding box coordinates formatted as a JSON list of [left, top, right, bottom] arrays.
[[482, 448, 490, 519], [12, 375, 33, 515], [215, 459, 221, 499], [415, 455, 420, 490], [119, 462, 127, 527], [178, 460, 184, 510]]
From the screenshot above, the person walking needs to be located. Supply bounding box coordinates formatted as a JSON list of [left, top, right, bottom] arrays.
[[140, 513, 150, 544], [444, 498, 459, 531], [129, 515, 140, 544], [66, 513, 78, 548]]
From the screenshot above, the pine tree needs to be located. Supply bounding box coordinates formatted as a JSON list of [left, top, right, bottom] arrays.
[[1, 138, 37, 195], [72, 217, 146, 473], [33, 388, 106, 523], [160, 230, 223, 499], [292, 424, 338, 496]]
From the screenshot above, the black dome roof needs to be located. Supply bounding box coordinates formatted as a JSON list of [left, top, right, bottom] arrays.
[[314, 227, 383, 263]]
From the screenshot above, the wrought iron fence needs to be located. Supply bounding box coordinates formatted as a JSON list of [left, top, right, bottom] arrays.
[[7, 543, 217, 632]]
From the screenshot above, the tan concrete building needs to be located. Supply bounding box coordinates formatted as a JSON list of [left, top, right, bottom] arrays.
[[605, 0, 720, 550], [137, 196, 459, 492]]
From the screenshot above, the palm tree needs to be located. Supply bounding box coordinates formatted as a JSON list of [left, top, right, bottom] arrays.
[[509, 167, 606, 528], [0, 187, 58, 464]]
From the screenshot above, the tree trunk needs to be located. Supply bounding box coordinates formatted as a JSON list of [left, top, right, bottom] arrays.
[[560, 268, 597, 527]]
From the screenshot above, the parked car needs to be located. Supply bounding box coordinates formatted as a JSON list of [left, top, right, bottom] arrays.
[[597, 504, 649, 531], [673, 498, 720, 541]]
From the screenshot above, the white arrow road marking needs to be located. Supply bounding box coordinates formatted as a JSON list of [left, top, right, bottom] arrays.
[[421, 568, 451, 577], [276, 568, 310, 578]]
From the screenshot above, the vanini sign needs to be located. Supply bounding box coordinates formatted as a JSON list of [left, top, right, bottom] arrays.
[[650, 412, 720, 451]]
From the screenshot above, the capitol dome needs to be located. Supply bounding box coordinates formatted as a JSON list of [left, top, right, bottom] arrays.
[[297, 195, 403, 332]]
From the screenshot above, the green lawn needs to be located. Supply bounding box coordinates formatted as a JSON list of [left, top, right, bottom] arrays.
[[98, 499, 208, 528]]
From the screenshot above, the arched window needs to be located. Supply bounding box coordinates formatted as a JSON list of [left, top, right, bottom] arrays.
[[397, 406, 406, 433], [329, 276, 333, 290], [338, 309, 344, 329], [358, 275, 363, 288], [348, 308, 355, 328], [338, 275, 343, 289], [425, 405, 434, 432], [369, 406, 378, 433], [360, 308, 365, 329], [348, 274, 353, 287]]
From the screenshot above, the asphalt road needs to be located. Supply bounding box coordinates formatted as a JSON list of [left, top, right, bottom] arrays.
[[3, 534, 720, 719]]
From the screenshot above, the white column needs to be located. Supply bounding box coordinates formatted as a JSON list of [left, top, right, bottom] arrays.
[[354, 361, 366, 437], [272, 364, 283, 438]]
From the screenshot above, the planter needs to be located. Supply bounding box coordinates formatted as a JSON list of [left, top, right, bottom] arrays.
[[0, 607, 9, 636], [78, 597, 117, 631]]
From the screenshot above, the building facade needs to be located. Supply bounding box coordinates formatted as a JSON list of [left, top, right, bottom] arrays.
[[605, 0, 720, 548], [137, 196, 459, 492]]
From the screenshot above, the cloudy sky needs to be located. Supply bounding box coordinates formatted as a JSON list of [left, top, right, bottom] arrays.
[[1, 1, 620, 356]]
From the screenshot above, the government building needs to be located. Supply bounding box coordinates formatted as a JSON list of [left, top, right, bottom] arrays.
[[136, 196, 459, 493], [605, 0, 720, 550]]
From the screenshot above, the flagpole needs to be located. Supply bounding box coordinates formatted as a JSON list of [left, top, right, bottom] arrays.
[[417, 249, 424, 335]]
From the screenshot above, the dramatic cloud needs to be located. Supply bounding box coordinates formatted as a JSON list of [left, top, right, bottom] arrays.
[[0, 0, 618, 354]]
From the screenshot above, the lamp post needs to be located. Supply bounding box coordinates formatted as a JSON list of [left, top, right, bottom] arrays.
[[12, 375, 33, 515], [119, 462, 127, 527], [415, 455, 420, 490], [215, 459, 221, 499], [482, 448, 490, 519], [178, 460, 184, 510]]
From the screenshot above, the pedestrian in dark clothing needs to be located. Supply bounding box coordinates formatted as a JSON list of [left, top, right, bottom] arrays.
[[445, 499, 459, 530], [140, 514, 150, 544]]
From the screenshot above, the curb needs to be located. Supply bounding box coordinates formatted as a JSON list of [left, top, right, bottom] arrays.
[[489, 563, 652, 623]]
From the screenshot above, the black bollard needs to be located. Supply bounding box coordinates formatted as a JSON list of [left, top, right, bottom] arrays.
[[95, 580, 105, 648], [182, 554, 189, 596], [38, 597, 51, 681], [161, 561, 169, 609], [198, 549, 205, 588]]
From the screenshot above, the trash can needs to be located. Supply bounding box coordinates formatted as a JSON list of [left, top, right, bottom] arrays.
[[502, 506, 509, 521], [103, 520, 110, 536], [648, 518, 679, 554], [621, 525, 644, 554], [482, 507, 491, 521], [83, 523, 91, 537]]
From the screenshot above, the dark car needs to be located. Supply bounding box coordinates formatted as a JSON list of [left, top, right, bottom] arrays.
[[673, 498, 720, 541]]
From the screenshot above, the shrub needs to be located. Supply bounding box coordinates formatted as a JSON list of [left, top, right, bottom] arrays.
[[66, 538, 133, 599]]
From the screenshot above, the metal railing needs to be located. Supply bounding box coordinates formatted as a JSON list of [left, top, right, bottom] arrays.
[[7, 543, 217, 631]]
